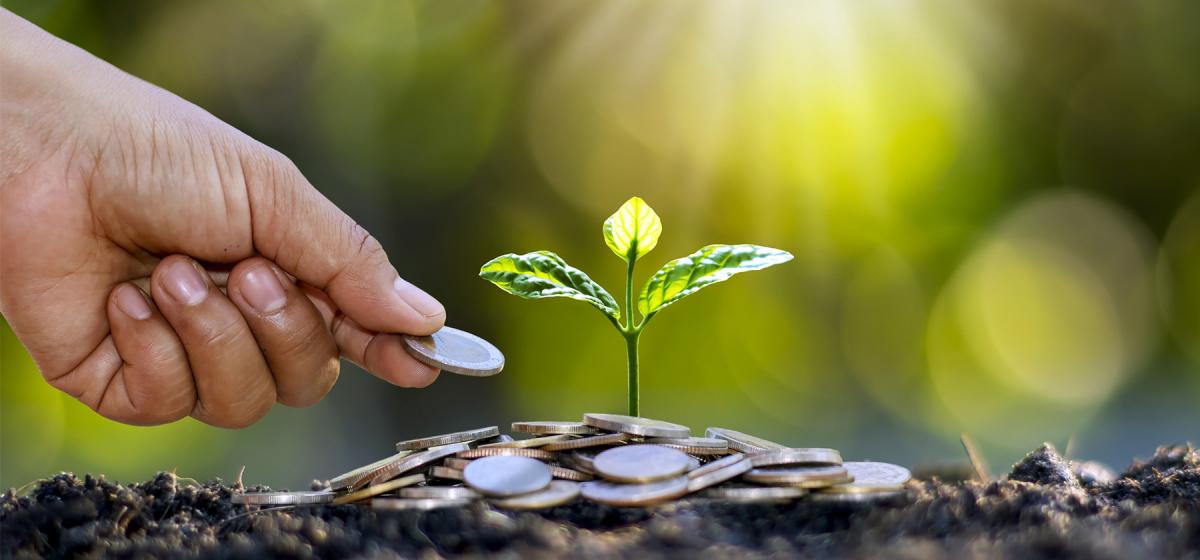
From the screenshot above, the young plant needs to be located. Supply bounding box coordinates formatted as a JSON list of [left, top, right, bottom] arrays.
[[480, 197, 792, 416]]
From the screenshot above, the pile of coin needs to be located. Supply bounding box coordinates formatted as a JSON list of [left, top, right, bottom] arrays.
[[232, 413, 911, 510]]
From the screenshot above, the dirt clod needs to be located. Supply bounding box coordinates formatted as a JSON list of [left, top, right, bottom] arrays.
[[1009, 443, 1078, 487], [3, 444, 1197, 559]]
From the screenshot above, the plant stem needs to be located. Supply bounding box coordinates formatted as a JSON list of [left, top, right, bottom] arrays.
[[625, 331, 640, 416], [624, 254, 638, 416]]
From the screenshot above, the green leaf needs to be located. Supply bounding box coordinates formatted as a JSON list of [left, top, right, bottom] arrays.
[[639, 244, 793, 316], [480, 251, 620, 318], [603, 197, 662, 262]]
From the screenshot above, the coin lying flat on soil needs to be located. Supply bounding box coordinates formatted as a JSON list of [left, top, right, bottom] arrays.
[[396, 427, 499, 452], [700, 485, 809, 503], [402, 326, 504, 377], [490, 480, 581, 510], [814, 462, 911, 500], [593, 445, 692, 483], [584, 413, 690, 438], [464, 456, 553, 497], [511, 421, 600, 436], [371, 498, 474, 511], [399, 486, 480, 500], [233, 490, 335, 506], [581, 476, 690, 506]]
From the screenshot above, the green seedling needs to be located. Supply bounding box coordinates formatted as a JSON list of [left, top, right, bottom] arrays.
[[480, 197, 792, 416]]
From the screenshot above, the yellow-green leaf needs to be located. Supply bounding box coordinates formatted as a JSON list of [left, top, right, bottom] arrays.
[[639, 244, 793, 316], [480, 251, 620, 318], [603, 197, 662, 262]]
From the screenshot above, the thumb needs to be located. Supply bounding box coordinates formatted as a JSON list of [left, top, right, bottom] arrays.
[[243, 150, 445, 335]]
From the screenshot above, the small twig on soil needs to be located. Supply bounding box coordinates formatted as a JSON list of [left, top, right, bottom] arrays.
[[216, 505, 298, 533], [960, 433, 992, 482], [1064, 436, 1077, 461], [235, 466, 246, 491]]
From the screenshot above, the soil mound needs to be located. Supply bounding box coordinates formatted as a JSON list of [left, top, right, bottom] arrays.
[[3, 444, 1197, 559]]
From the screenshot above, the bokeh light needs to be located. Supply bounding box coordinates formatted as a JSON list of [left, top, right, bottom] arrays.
[[1, 0, 1197, 488]]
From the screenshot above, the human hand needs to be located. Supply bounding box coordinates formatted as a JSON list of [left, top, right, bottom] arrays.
[[0, 10, 445, 428]]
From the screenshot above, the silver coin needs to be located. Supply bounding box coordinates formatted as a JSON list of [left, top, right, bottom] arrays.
[[328, 450, 415, 490], [705, 427, 789, 453], [232, 490, 335, 506], [332, 473, 426, 505], [685, 456, 702, 472], [584, 413, 690, 438], [490, 480, 581, 510], [809, 489, 907, 503], [821, 462, 911, 492], [658, 444, 733, 456], [470, 434, 514, 448], [742, 465, 852, 488], [687, 453, 747, 480], [366, 443, 469, 487], [687, 456, 752, 493], [372, 497, 474, 511], [480, 434, 577, 449], [561, 451, 598, 474], [511, 421, 601, 435], [399, 486, 480, 500], [700, 485, 808, 503], [646, 437, 728, 448], [456, 447, 556, 460], [396, 427, 500, 451], [402, 326, 504, 376], [429, 466, 464, 481], [580, 476, 689, 506], [464, 455, 553, 497], [749, 448, 843, 467], [541, 432, 630, 451], [593, 444, 691, 483]]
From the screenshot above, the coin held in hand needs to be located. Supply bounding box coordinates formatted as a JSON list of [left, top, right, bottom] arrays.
[[402, 326, 504, 377]]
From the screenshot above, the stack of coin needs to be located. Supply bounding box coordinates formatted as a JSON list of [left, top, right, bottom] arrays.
[[231, 414, 911, 509]]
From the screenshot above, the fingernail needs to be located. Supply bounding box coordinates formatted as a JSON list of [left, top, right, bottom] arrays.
[[394, 276, 444, 318], [163, 260, 208, 306], [241, 266, 287, 313], [115, 285, 152, 320]]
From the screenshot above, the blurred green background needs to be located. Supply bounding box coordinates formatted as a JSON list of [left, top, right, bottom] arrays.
[[2, 0, 1198, 490]]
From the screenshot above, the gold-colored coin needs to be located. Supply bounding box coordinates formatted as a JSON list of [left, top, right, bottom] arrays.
[[331, 474, 425, 505], [443, 458, 473, 470], [549, 465, 594, 481], [429, 466, 464, 481]]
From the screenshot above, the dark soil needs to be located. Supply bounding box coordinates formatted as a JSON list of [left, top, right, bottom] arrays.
[[2, 444, 1197, 559]]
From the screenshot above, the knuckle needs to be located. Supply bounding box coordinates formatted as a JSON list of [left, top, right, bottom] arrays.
[[278, 358, 340, 408]]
